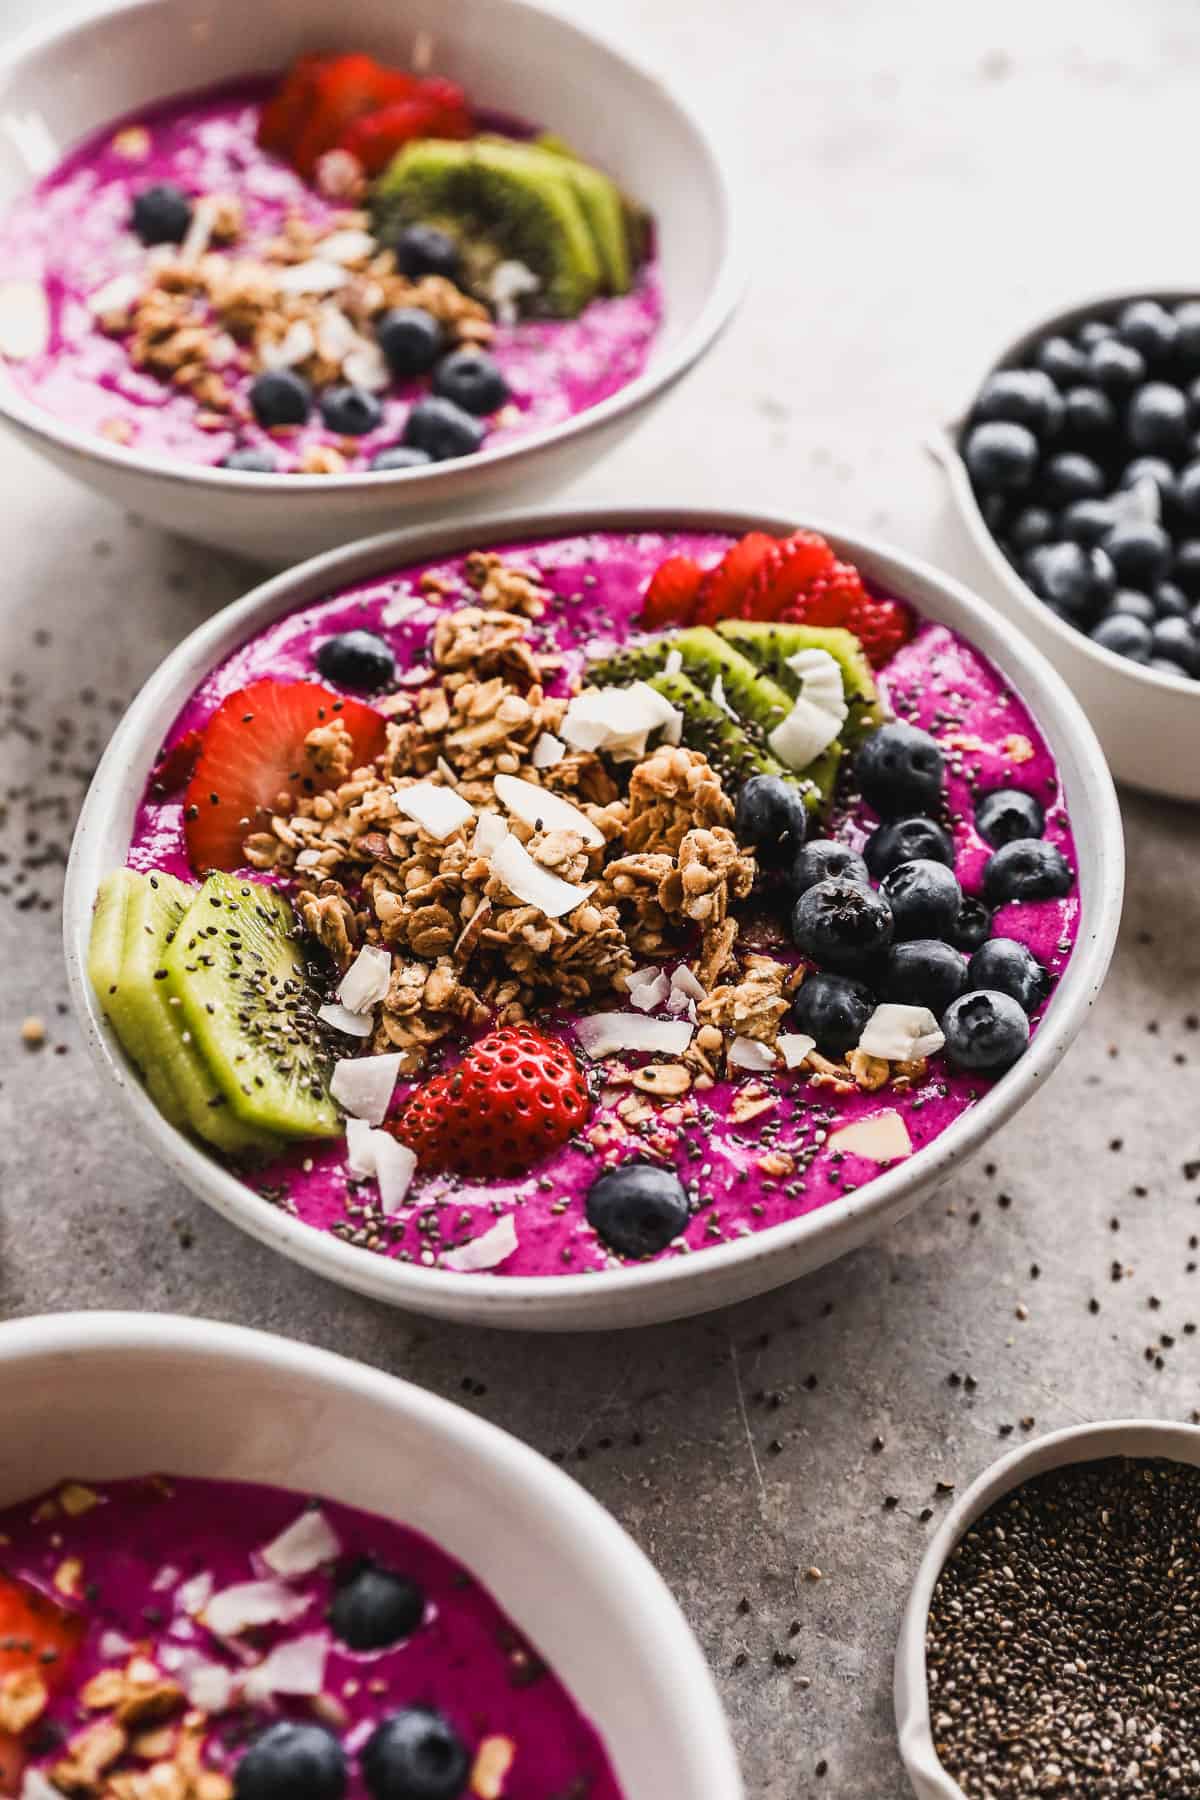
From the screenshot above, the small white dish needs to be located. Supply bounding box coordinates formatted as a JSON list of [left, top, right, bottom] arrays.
[[937, 288, 1200, 805], [0, 0, 741, 564], [0, 1309, 744, 1799], [895, 1417, 1200, 1799], [63, 503, 1125, 1331]]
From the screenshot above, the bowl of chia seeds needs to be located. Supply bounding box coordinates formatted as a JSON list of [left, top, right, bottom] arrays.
[[895, 1419, 1200, 1799]]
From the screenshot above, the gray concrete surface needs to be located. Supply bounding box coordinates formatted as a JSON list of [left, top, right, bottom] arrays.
[[3, 2, 1200, 1794]]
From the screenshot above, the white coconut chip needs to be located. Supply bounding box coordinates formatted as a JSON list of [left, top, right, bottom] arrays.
[[373, 1133, 417, 1215], [488, 259, 540, 324], [22, 1770, 67, 1800], [488, 833, 594, 919], [664, 646, 683, 677], [769, 649, 849, 770], [337, 944, 392, 1014], [828, 1110, 913, 1162], [319, 228, 378, 265], [0, 280, 50, 359], [858, 1003, 945, 1063], [493, 773, 605, 847], [345, 1115, 380, 1178], [204, 1579, 311, 1637], [531, 731, 566, 770], [559, 682, 682, 762], [394, 781, 475, 841], [177, 1570, 213, 1616], [711, 673, 736, 718], [670, 964, 706, 1005], [343, 341, 391, 393], [627, 968, 671, 1013], [99, 1629, 134, 1661], [777, 1032, 817, 1069], [318, 1002, 373, 1037], [180, 1657, 238, 1713], [258, 319, 316, 372], [442, 1213, 519, 1273], [177, 197, 215, 268], [87, 272, 143, 318], [331, 1053, 402, 1126], [575, 1014, 694, 1060], [276, 258, 350, 296], [380, 592, 425, 627], [243, 1633, 328, 1705], [472, 810, 508, 856], [261, 1507, 341, 1578], [728, 1036, 778, 1071], [152, 1563, 180, 1592]]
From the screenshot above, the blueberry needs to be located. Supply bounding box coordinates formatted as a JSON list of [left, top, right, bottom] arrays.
[[949, 896, 993, 954], [983, 838, 1074, 904], [1088, 337, 1145, 394], [431, 349, 510, 417], [882, 940, 968, 1017], [1008, 506, 1056, 552], [1091, 613, 1152, 660], [1153, 580, 1190, 618], [376, 307, 444, 378], [1100, 520, 1172, 587], [370, 445, 433, 471], [1023, 541, 1110, 616], [854, 723, 944, 818], [968, 938, 1046, 1014], [964, 421, 1038, 492], [789, 839, 869, 899], [1175, 300, 1200, 366], [1191, 602, 1200, 634], [1176, 461, 1200, 522], [1118, 457, 1178, 510], [1035, 336, 1088, 386], [1128, 382, 1190, 454], [249, 370, 312, 428], [1108, 589, 1156, 623], [329, 1562, 424, 1650], [942, 989, 1030, 1073], [975, 788, 1046, 847], [879, 858, 962, 941], [131, 181, 192, 245], [1117, 299, 1178, 364], [234, 1724, 347, 1800], [1059, 498, 1116, 546], [320, 385, 384, 436], [791, 878, 894, 974], [394, 225, 462, 282], [1061, 386, 1116, 440], [734, 773, 808, 864], [1040, 453, 1105, 506], [361, 1709, 469, 1800], [1150, 616, 1200, 674], [1077, 321, 1114, 350], [864, 815, 954, 879], [585, 1163, 690, 1258], [981, 493, 1009, 535], [790, 971, 875, 1058], [1173, 540, 1200, 597], [221, 447, 277, 472], [402, 396, 485, 461], [1149, 656, 1191, 677], [974, 370, 1062, 435], [315, 630, 396, 693]]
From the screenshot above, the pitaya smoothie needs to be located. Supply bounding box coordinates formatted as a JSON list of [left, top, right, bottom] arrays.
[[0, 80, 661, 472], [0, 1473, 622, 1798], [120, 531, 1081, 1280]]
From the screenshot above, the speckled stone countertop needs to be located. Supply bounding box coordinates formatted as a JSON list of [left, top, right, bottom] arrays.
[[2, 2, 1200, 1795]]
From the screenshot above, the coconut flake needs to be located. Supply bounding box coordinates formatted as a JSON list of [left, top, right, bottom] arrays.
[[343, 341, 391, 393], [243, 1633, 328, 1704], [783, 647, 848, 719], [575, 1014, 694, 1060], [394, 782, 475, 841], [828, 1110, 913, 1162], [443, 1214, 519, 1272], [204, 1579, 311, 1636], [319, 228, 378, 265], [472, 810, 508, 856], [181, 1656, 237, 1712], [531, 731, 566, 770], [627, 968, 671, 1012], [729, 1035, 778, 1071], [670, 965, 706, 1005], [277, 258, 350, 296], [99, 1629, 134, 1661], [664, 647, 683, 677], [380, 591, 425, 626], [858, 1003, 945, 1062], [711, 673, 736, 718], [373, 1133, 417, 1215], [489, 833, 594, 919], [559, 682, 681, 762], [331, 1053, 402, 1126], [318, 1002, 373, 1037], [177, 1571, 213, 1616], [177, 197, 215, 267], [338, 944, 392, 1014], [258, 319, 316, 371], [262, 1508, 341, 1578], [768, 696, 842, 770], [87, 272, 143, 318], [345, 1115, 380, 1178], [0, 280, 50, 359], [492, 773, 605, 848], [777, 1032, 817, 1069], [22, 1770, 66, 1800], [488, 259, 540, 325]]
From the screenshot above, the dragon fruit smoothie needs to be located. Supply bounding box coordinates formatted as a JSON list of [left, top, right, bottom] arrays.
[[116, 530, 1081, 1281]]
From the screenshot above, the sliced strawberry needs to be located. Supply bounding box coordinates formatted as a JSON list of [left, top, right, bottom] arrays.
[[338, 89, 472, 176], [779, 562, 914, 668], [640, 555, 705, 629], [183, 680, 388, 874], [0, 1729, 24, 1794], [742, 530, 838, 622], [693, 532, 779, 626], [0, 1569, 85, 1693], [149, 728, 203, 797], [256, 53, 335, 158], [291, 55, 423, 178]]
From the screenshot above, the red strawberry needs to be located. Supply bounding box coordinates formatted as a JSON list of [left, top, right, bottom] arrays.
[[290, 55, 424, 178], [640, 554, 705, 628], [338, 89, 472, 175], [256, 52, 334, 157], [693, 532, 779, 625], [149, 728, 203, 797], [184, 680, 388, 874], [0, 1570, 84, 1694], [392, 1024, 590, 1178], [779, 562, 914, 668], [742, 530, 839, 622]]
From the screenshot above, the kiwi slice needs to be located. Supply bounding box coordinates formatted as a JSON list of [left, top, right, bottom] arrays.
[[589, 630, 793, 739], [534, 135, 632, 293], [647, 671, 796, 791], [717, 621, 884, 744], [164, 873, 340, 1141]]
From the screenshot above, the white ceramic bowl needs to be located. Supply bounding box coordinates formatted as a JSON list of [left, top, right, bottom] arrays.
[[939, 288, 1200, 804], [64, 503, 1125, 1332], [0, 0, 741, 565], [0, 1309, 743, 1798], [895, 1418, 1200, 1799]]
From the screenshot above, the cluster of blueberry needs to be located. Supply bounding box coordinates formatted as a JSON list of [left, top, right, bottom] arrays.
[[735, 722, 1073, 1074], [961, 298, 1200, 680]]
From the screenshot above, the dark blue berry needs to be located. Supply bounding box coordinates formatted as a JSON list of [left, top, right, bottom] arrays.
[[315, 630, 396, 693], [1128, 382, 1190, 454], [1153, 581, 1190, 618], [879, 858, 962, 941], [431, 349, 510, 417], [1008, 506, 1056, 552], [1100, 520, 1172, 587], [943, 989, 1029, 1073], [791, 877, 894, 974], [983, 838, 1074, 904], [882, 940, 968, 1017], [1173, 540, 1200, 597], [1077, 321, 1113, 349], [1108, 589, 1156, 623], [864, 816, 954, 879], [221, 447, 277, 473], [1118, 457, 1177, 508], [1175, 300, 1200, 366], [370, 445, 433, 472], [249, 370, 312, 428], [394, 225, 462, 282], [1059, 498, 1116, 546], [1024, 541, 1109, 616], [968, 939, 1046, 1014], [234, 1724, 346, 1800], [949, 896, 993, 953], [1190, 601, 1200, 634], [585, 1163, 689, 1258], [734, 774, 808, 864], [320, 385, 384, 436], [1088, 337, 1145, 394], [1035, 336, 1087, 386], [1091, 613, 1152, 660], [362, 1709, 469, 1800], [1040, 453, 1105, 506], [1149, 657, 1190, 676], [329, 1562, 424, 1650], [790, 971, 874, 1058], [1150, 616, 1200, 675], [975, 788, 1045, 847], [376, 307, 443, 378], [974, 370, 1062, 435], [854, 723, 944, 818], [1117, 299, 1178, 364], [1062, 386, 1116, 440], [1175, 461, 1200, 522], [402, 396, 485, 461], [964, 421, 1038, 492], [789, 839, 869, 899], [131, 182, 192, 245]]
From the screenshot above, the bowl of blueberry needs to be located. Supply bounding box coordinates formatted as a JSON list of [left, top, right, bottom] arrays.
[[946, 290, 1200, 803]]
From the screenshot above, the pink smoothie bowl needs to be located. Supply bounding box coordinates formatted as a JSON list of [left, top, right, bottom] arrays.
[[0, 0, 741, 565], [63, 505, 1126, 1332]]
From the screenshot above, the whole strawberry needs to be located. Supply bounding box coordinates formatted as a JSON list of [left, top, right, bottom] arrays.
[[391, 1024, 591, 1178]]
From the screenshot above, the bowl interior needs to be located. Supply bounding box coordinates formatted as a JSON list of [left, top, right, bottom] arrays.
[[0, 1313, 742, 1799]]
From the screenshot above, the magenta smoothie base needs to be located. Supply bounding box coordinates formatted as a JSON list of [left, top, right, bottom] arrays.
[[124, 531, 1081, 1281], [0, 80, 662, 472], [3, 1473, 621, 1797]]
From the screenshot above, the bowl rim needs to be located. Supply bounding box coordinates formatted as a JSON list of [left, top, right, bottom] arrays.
[[893, 1416, 1200, 1800], [0, 0, 744, 497], [0, 1307, 744, 1798], [63, 502, 1125, 1327], [939, 284, 1200, 704]]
